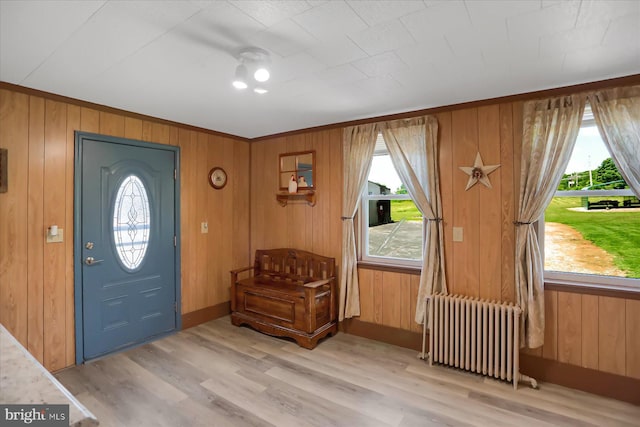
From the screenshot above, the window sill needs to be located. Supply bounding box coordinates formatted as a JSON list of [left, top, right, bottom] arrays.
[[544, 279, 640, 300], [354, 267, 640, 299], [357, 261, 421, 275]]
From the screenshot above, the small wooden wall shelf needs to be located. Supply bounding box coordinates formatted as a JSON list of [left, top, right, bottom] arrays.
[[276, 191, 316, 207]]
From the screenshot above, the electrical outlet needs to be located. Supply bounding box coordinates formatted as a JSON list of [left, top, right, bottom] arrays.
[[201, 222, 208, 234], [453, 227, 463, 242]]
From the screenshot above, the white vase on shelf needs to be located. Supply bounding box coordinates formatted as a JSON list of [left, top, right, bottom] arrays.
[[288, 174, 298, 194]]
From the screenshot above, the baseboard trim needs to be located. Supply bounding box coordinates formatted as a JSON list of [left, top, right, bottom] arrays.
[[340, 318, 423, 352], [182, 302, 230, 330], [340, 319, 639, 405], [520, 354, 640, 406]]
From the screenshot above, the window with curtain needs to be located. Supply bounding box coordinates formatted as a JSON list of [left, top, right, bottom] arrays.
[[359, 133, 423, 267], [540, 104, 639, 288]]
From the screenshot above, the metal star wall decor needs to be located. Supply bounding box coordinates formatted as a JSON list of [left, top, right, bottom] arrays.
[[459, 152, 501, 191]]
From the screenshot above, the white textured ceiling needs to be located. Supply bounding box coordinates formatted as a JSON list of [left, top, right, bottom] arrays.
[[1, 0, 638, 139]]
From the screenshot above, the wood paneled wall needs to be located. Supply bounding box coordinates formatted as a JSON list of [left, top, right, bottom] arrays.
[[357, 272, 640, 380], [358, 269, 422, 333], [527, 291, 640, 380], [249, 129, 343, 263], [442, 104, 521, 301], [0, 87, 250, 371], [251, 100, 639, 384]]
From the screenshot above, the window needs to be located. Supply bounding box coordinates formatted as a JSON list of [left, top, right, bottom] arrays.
[[113, 174, 151, 270], [541, 105, 639, 288], [360, 134, 422, 267]]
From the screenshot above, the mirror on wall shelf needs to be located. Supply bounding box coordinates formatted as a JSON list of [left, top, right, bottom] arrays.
[[279, 150, 315, 190]]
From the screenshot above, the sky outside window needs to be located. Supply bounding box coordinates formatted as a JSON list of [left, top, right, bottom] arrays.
[[565, 126, 610, 174], [369, 155, 402, 193]]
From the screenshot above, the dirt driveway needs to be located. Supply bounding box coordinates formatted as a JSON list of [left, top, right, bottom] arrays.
[[544, 222, 626, 276]]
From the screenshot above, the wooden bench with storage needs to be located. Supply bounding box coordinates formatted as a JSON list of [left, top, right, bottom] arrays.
[[230, 248, 337, 349]]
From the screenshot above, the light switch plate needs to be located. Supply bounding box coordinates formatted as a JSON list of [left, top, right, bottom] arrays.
[[201, 222, 208, 234], [453, 227, 463, 242], [46, 229, 64, 243]]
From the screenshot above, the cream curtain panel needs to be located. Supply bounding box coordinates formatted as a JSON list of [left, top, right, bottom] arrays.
[[380, 116, 446, 324], [339, 124, 377, 320], [589, 85, 640, 197], [516, 94, 586, 348]]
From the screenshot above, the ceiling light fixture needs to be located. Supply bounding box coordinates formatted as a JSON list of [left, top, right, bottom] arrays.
[[233, 47, 271, 92], [232, 64, 248, 90], [254, 67, 270, 83]]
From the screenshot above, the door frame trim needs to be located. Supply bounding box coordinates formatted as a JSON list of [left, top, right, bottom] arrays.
[[73, 131, 181, 365]]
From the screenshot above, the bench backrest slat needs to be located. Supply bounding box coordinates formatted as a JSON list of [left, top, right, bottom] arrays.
[[253, 248, 335, 281]]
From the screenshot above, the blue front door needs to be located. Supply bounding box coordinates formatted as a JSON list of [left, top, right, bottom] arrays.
[[75, 133, 179, 362]]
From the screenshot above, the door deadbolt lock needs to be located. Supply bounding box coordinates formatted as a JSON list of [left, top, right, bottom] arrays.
[[85, 242, 94, 250]]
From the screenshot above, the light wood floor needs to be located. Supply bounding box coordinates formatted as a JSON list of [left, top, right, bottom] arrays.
[[55, 317, 640, 427]]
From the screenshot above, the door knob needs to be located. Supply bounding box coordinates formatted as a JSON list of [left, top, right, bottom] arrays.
[[85, 256, 104, 266]]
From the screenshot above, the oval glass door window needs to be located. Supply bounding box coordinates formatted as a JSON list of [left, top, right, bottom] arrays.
[[113, 175, 150, 270]]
